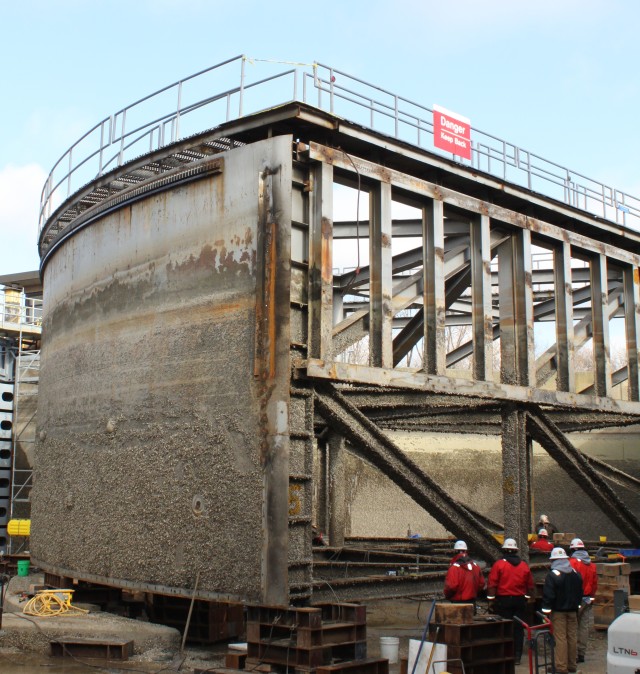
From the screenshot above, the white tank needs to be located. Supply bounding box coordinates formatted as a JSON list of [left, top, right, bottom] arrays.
[[607, 610, 640, 673]]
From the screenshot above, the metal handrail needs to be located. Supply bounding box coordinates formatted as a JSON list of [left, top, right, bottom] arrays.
[[39, 55, 640, 237], [0, 291, 43, 329]]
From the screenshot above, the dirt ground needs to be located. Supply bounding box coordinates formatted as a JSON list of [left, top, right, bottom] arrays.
[[365, 598, 609, 674], [0, 579, 612, 673]]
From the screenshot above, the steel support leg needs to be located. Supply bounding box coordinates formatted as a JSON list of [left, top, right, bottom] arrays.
[[501, 403, 532, 558], [328, 431, 347, 547]]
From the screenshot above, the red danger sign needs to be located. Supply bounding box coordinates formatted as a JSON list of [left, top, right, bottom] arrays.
[[433, 105, 471, 160]]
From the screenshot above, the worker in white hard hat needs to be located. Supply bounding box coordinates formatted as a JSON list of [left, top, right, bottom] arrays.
[[450, 539, 468, 565], [443, 541, 485, 608], [486, 538, 535, 666], [542, 547, 583, 674], [535, 513, 558, 537], [530, 528, 554, 553], [568, 538, 597, 664]]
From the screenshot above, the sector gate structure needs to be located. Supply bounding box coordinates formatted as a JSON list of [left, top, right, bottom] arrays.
[[32, 57, 640, 605]]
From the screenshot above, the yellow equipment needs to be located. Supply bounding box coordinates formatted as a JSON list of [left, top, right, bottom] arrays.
[[23, 589, 88, 617], [7, 519, 30, 537]]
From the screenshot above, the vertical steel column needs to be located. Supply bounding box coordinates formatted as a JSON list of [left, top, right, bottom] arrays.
[[501, 404, 532, 558], [256, 164, 292, 605], [315, 439, 329, 539], [423, 198, 446, 375], [591, 254, 612, 397], [369, 182, 393, 368], [554, 242, 576, 392], [471, 214, 493, 380], [623, 265, 640, 401], [308, 162, 334, 362], [327, 432, 347, 547], [498, 230, 535, 386]]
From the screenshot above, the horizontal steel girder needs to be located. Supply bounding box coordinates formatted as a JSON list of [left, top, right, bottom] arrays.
[[313, 383, 503, 561], [311, 571, 446, 603], [527, 406, 640, 544]]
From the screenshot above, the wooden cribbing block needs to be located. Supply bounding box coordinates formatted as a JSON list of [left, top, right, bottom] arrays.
[[51, 637, 133, 660], [225, 652, 247, 669], [434, 602, 474, 625], [316, 657, 390, 674], [244, 658, 275, 671], [597, 562, 630, 576]]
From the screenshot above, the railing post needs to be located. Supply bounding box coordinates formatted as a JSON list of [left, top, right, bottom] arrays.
[[239, 56, 245, 117], [394, 95, 399, 138], [46, 176, 52, 220], [175, 80, 182, 142], [98, 121, 105, 176], [502, 142, 507, 180], [329, 67, 334, 113], [67, 150, 73, 198], [118, 109, 127, 167]]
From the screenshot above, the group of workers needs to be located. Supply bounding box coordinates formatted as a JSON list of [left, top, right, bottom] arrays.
[[443, 524, 597, 674]]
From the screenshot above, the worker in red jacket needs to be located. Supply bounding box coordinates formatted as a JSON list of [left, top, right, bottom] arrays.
[[450, 539, 469, 565], [569, 538, 598, 664], [487, 538, 535, 666], [444, 540, 485, 607], [530, 528, 554, 553]]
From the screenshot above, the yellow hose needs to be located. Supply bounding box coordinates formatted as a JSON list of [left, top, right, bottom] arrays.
[[23, 589, 89, 617]]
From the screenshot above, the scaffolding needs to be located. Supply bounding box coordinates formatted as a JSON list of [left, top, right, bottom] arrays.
[[0, 283, 41, 553], [9, 346, 39, 550]]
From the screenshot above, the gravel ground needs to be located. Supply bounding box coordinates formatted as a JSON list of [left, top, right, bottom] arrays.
[[0, 583, 614, 673], [365, 598, 609, 674]]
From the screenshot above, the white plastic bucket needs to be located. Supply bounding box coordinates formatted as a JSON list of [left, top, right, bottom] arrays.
[[380, 636, 400, 664]]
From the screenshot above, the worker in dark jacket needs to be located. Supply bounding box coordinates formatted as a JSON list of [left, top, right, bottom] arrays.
[[487, 538, 535, 665], [569, 538, 597, 663], [536, 513, 558, 537], [444, 540, 485, 607], [542, 547, 583, 674]]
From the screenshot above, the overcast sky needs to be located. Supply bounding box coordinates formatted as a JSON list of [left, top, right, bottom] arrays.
[[1, 0, 639, 275]]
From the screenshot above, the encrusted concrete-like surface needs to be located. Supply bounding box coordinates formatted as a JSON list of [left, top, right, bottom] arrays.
[[347, 430, 640, 540], [31, 137, 293, 603]]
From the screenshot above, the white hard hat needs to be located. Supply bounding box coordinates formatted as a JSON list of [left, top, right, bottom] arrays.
[[550, 547, 568, 559], [454, 540, 468, 551], [502, 538, 518, 551], [540, 514, 550, 523], [538, 529, 548, 537], [570, 538, 585, 549]]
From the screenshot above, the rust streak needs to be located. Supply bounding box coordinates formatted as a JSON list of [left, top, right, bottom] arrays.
[[267, 220, 278, 380]]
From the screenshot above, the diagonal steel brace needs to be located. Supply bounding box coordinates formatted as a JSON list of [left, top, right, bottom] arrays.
[[527, 406, 640, 544], [314, 382, 502, 561]]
